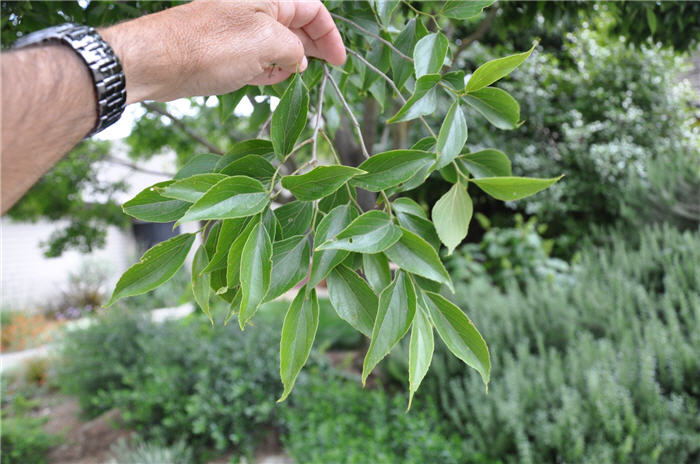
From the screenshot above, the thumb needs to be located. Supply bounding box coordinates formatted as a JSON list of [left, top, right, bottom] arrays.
[[259, 18, 308, 74]]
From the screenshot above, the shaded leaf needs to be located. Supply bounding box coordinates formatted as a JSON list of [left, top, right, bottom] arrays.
[[392, 197, 427, 219], [384, 228, 454, 292], [391, 19, 427, 89], [174, 154, 220, 179], [202, 217, 248, 273], [279, 287, 319, 401], [282, 166, 365, 201], [387, 74, 441, 123], [219, 155, 275, 183], [396, 210, 440, 252], [266, 235, 310, 302], [308, 204, 358, 288], [464, 87, 520, 130], [458, 149, 512, 178], [177, 176, 269, 224], [352, 150, 435, 192], [442, 0, 495, 19], [106, 233, 195, 306], [122, 181, 189, 223], [436, 101, 468, 169], [238, 222, 273, 329], [317, 210, 402, 254], [159, 173, 227, 203], [327, 264, 378, 337], [424, 291, 490, 388], [274, 201, 314, 238], [192, 244, 212, 324], [215, 140, 275, 169], [408, 302, 434, 409], [362, 253, 391, 294], [271, 73, 309, 156], [362, 271, 416, 384], [226, 217, 260, 289], [413, 32, 449, 78], [218, 87, 247, 123]]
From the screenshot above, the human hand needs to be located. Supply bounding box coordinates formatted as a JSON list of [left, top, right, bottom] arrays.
[[101, 0, 346, 104]]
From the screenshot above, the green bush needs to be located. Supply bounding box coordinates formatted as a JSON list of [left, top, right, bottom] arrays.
[[107, 437, 193, 464], [403, 226, 700, 463], [57, 309, 281, 459], [0, 396, 61, 464], [467, 27, 700, 248], [280, 367, 468, 464], [445, 214, 572, 290]]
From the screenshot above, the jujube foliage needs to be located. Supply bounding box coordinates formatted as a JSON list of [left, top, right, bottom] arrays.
[[106, 1, 562, 406]]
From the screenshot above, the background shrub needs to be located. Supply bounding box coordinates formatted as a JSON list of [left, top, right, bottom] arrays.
[[281, 366, 468, 464], [393, 226, 700, 463]]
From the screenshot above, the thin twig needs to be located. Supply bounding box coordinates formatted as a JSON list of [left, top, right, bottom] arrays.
[[141, 102, 225, 155], [312, 73, 328, 162], [324, 65, 370, 159], [268, 138, 314, 192], [401, 0, 440, 31], [256, 110, 274, 138], [345, 47, 436, 139], [105, 156, 174, 177], [331, 13, 413, 62]]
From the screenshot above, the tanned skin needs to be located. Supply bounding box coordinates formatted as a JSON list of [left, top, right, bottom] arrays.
[[1, 0, 346, 214]]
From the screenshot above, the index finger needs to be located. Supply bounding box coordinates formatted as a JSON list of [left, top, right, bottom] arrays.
[[277, 1, 346, 66]]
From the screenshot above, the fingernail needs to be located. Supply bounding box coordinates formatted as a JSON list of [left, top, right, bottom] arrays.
[[301, 56, 308, 72]]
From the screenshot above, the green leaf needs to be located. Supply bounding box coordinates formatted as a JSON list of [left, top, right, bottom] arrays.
[[441, 70, 466, 92], [271, 73, 309, 156], [433, 183, 473, 255], [263, 208, 280, 242], [471, 175, 563, 201], [442, 0, 495, 19], [646, 8, 657, 35], [413, 32, 449, 78], [317, 210, 402, 254], [266, 235, 310, 302], [362, 271, 416, 384], [391, 19, 427, 89], [424, 291, 490, 388], [106, 233, 195, 306], [392, 197, 427, 219], [159, 174, 227, 203], [202, 218, 248, 273], [219, 155, 275, 183], [362, 253, 391, 294], [373, 0, 399, 25], [215, 140, 275, 169], [238, 222, 273, 329], [351, 150, 435, 192], [281, 166, 365, 201], [279, 287, 319, 402], [319, 185, 353, 213], [174, 154, 220, 179], [387, 74, 441, 123], [464, 87, 520, 130], [384, 228, 454, 292], [226, 217, 260, 288], [465, 44, 536, 92], [458, 149, 512, 178], [204, 221, 221, 258], [274, 201, 313, 238], [192, 244, 212, 325], [176, 176, 269, 224], [396, 210, 441, 252], [327, 264, 378, 337], [218, 87, 247, 123], [308, 204, 358, 288], [122, 181, 189, 223], [408, 303, 434, 410], [436, 101, 468, 169]]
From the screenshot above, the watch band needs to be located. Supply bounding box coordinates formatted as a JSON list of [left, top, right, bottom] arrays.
[[13, 23, 126, 136]]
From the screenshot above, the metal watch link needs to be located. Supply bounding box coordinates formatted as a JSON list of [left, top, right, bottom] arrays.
[[12, 23, 126, 136]]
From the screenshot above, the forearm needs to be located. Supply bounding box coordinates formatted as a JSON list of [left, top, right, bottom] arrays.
[[1, 45, 96, 213]]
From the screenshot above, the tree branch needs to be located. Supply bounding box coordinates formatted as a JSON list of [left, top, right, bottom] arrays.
[[105, 156, 174, 177], [140, 102, 225, 155], [324, 65, 370, 159], [452, 4, 499, 68], [331, 13, 413, 62]]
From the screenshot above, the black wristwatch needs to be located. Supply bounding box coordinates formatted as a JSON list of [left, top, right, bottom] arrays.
[[12, 23, 127, 136]]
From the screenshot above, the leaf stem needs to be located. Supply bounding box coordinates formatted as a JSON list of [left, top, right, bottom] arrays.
[[311, 73, 328, 163], [331, 13, 414, 62], [324, 65, 370, 159], [401, 1, 441, 31], [256, 108, 274, 138], [268, 137, 314, 193]]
